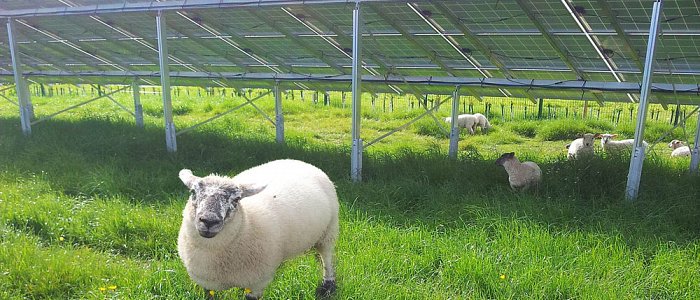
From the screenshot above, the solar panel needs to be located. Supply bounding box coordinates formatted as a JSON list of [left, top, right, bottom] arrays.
[[0, 0, 697, 104]]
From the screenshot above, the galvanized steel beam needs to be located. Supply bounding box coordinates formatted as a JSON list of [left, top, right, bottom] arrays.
[[691, 106, 700, 174], [274, 81, 285, 144], [157, 11, 177, 152], [6, 18, 32, 135], [625, 0, 663, 201], [132, 80, 144, 128], [350, 1, 363, 182], [0, 0, 399, 18], [448, 86, 460, 159]]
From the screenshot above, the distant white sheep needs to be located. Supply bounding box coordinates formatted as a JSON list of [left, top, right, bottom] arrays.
[[668, 139, 691, 157], [177, 159, 339, 300], [566, 133, 600, 160], [444, 114, 478, 134], [473, 113, 491, 133], [600, 133, 648, 155], [495, 152, 542, 192]]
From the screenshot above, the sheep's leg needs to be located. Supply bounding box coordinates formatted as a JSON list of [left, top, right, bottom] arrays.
[[315, 221, 338, 298], [315, 246, 336, 291]]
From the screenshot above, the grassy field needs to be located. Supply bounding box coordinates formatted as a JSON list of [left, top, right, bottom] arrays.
[[0, 88, 699, 299]]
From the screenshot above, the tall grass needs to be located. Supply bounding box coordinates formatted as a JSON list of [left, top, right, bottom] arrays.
[[0, 89, 698, 299]]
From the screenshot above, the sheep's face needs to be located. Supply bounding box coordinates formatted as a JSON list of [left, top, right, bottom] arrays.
[[581, 133, 596, 147], [179, 169, 266, 238], [600, 134, 616, 145], [495, 152, 515, 166], [668, 140, 684, 149]]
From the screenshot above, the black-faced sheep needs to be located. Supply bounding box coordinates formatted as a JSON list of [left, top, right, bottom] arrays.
[[177, 159, 339, 300], [495, 152, 542, 192]]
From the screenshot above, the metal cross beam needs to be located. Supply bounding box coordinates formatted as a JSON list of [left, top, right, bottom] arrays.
[[596, 0, 645, 71], [366, 3, 486, 102], [165, 17, 252, 73], [186, 12, 289, 73], [247, 8, 348, 74], [15, 19, 125, 71], [430, 2, 538, 104], [514, 0, 606, 106]]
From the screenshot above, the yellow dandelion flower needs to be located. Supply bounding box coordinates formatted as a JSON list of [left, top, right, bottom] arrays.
[[108, 285, 117, 290], [244, 288, 252, 294], [209, 290, 215, 296], [59, 236, 64, 242], [499, 274, 507, 280], [99, 287, 107, 292]]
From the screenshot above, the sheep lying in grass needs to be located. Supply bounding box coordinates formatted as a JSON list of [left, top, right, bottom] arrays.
[[495, 152, 542, 192], [566, 133, 600, 160], [600, 133, 648, 155], [444, 114, 478, 134], [668, 139, 691, 157], [177, 159, 339, 300], [474, 113, 491, 133]]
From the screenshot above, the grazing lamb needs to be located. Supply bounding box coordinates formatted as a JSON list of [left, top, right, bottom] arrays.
[[600, 133, 648, 155], [473, 113, 492, 133], [495, 152, 542, 192], [668, 139, 691, 157], [444, 114, 478, 134], [566, 133, 600, 160], [177, 159, 339, 300]]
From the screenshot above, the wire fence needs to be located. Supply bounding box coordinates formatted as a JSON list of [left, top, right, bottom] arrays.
[[1, 84, 696, 127]]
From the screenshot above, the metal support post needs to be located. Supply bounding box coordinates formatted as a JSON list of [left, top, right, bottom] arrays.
[[132, 79, 144, 128], [7, 18, 33, 135], [350, 1, 363, 182], [156, 11, 177, 152], [274, 81, 285, 144], [691, 106, 700, 174], [448, 86, 460, 159], [626, 0, 663, 200]]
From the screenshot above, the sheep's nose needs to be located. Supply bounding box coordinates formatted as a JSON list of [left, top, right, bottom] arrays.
[[199, 217, 220, 228]]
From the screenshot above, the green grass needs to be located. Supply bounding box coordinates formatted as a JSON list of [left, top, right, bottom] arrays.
[[0, 88, 699, 299]]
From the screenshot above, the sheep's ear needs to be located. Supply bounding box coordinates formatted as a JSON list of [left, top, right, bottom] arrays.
[[179, 169, 199, 189], [508, 152, 515, 157], [594, 133, 602, 138], [239, 183, 267, 198]]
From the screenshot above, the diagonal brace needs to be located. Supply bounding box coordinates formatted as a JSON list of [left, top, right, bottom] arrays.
[[177, 90, 273, 136], [30, 85, 130, 125]]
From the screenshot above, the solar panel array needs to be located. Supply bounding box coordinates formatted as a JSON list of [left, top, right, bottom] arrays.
[[1, 0, 699, 104]]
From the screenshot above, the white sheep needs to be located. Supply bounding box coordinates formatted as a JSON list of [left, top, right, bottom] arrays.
[[495, 152, 542, 192], [177, 159, 339, 300], [473, 113, 491, 133], [668, 139, 691, 157], [444, 114, 478, 134], [566, 133, 600, 160], [600, 133, 648, 155]]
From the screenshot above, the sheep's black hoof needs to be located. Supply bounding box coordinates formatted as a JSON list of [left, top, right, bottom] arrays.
[[315, 279, 336, 298], [244, 294, 258, 300]]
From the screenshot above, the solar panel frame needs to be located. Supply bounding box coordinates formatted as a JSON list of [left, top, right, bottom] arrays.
[[0, 0, 696, 105]]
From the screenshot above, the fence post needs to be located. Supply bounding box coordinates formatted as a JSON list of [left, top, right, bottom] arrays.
[[537, 98, 544, 119]]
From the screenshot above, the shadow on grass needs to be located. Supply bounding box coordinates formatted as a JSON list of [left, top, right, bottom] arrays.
[[1, 117, 699, 248]]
